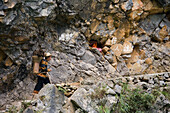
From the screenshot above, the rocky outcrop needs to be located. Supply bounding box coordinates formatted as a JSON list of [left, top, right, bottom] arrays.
[[2, 72, 170, 113], [0, 0, 169, 110]]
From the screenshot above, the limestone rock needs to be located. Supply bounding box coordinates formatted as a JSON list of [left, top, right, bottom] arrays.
[[104, 54, 114, 64], [105, 39, 112, 46], [121, 0, 133, 11], [127, 48, 139, 63], [113, 0, 119, 3], [106, 87, 116, 95], [145, 58, 153, 65], [37, 84, 64, 113], [81, 50, 96, 65], [102, 46, 110, 53], [114, 84, 122, 94], [105, 63, 116, 74], [143, 0, 153, 11], [122, 41, 133, 55], [129, 62, 142, 74], [0, 10, 5, 16], [129, 10, 143, 20], [110, 44, 123, 57], [139, 14, 166, 35], [70, 88, 97, 113], [111, 36, 117, 45], [159, 26, 168, 40], [90, 20, 100, 34], [132, 0, 143, 11], [106, 95, 117, 108]]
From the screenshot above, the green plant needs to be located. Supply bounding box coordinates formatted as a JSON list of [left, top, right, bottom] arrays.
[[8, 105, 17, 113], [98, 105, 110, 113], [162, 90, 170, 100], [57, 86, 67, 93], [19, 101, 32, 113], [90, 86, 108, 100], [113, 84, 156, 113]]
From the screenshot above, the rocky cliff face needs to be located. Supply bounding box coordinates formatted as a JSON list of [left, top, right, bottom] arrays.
[[0, 0, 169, 110]]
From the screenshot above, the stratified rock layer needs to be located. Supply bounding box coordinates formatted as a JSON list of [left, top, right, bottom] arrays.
[[0, 0, 169, 110]]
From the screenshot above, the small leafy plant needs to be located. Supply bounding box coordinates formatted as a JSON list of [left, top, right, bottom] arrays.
[[113, 84, 157, 113], [98, 105, 110, 113]]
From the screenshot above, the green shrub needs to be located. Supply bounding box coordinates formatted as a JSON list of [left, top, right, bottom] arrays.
[[98, 105, 110, 113], [8, 105, 17, 113], [162, 90, 170, 100], [113, 84, 156, 113]]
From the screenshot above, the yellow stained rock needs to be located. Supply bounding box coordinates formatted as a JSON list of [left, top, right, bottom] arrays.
[[127, 48, 139, 64], [0, 17, 4, 22], [90, 19, 100, 34], [122, 41, 133, 55], [149, 8, 163, 15], [0, 50, 6, 63], [107, 15, 114, 30], [139, 50, 146, 59], [143, 0, 153, 11], [102, 46, 110, 53], [111, 36, 117, 45], [159, 26, 168, 41], [113, 0, 119, 3], [105, 38, 112, 46], [165, 42, 170, 48], [110, 44, 123, 57], [112, 55, 117, 67], [129, 10, 143, 20], [145, 58, 153, 65], [132, 0, 143, 11], [130, 62, 142, 74], [113, 28, 125, 42], [125, 35, 138, 44], [127, 62, 133, 69], [85, 29, 92, 40], [5, 57, 13, 67], [145, 65, 155, 74], [14, 36, 29, 42]]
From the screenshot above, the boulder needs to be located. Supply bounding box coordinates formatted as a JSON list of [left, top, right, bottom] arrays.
[[129, 62, 143, 74], [70, 88, 97, 113], [114, 84, 122, 94], [90, 20, 100, 34], [145, 58, 153, 65], [122, 41, 133, 55], [110, 44, 123, 57], [36, 84, 64, 113], [102, 46, 110, 53], [132, 0, 143, 11], [81, 50, 96, 65], [105, 39, 112, 46], [121, 0, 133, 11], [139, 14, 166, 35]]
